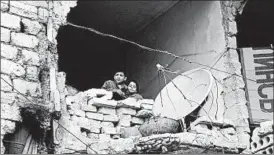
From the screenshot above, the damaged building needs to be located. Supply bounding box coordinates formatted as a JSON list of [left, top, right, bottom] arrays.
[[1, 0, 273, 154]]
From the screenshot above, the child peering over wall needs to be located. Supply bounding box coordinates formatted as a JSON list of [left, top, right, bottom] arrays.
[[125, 80, 143, 101], [101, 71, 128, 100]]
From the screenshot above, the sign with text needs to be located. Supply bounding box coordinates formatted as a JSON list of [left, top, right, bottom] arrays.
[[240, 48, 273, 124]]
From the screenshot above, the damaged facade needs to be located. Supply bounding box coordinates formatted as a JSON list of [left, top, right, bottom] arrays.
[[1, 0, 273, 154]]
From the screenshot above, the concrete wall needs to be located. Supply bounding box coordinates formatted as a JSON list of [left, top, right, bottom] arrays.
[[125, 1, 226, 99]]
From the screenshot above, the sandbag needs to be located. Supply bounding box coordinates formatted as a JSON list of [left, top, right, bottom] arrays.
[[120, 127, 142, 138], [139, 117, 180, 137]]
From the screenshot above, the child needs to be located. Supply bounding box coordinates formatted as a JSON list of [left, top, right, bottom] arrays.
[[102, 71, 127, 100], [125, 80, 143, 101]]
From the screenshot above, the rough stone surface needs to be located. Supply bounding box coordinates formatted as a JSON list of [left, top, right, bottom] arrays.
[[87, 133, 99, 141], [89, 127, 101, 134], [1, 1, 9, 12], [13, 79, 41, 96], [86, 112, 103, 121], [11, 32, 39, 48], [1, 91, 17, 105], [74, 110, 85, 117], [98, 107, 116, 115], [26, 66, 39, 81], [223, 75, 245, 92], [1, 13, 21, 30], [20, 49, 40, 66], [120, 127, 142, 138], [140, 103, 153, 110], [1, 59, 25, 77], [10, 1, 38, 19], [131, 117, 144, 125], [117, 99, 141, 109], [103, 114, 119, 122], [21, 18, 42, 35], [101, 127, 117, 135], [101, 122, 114, 128], [1, 104, 21, 121], [1, 43, 18, 60], [1, 74, 13, 91], [1, 119, 16, 135], [117, 107, 137, 116], [1, 27, 11, 43], [20, 1, 48, 8], [224, 89, 247, 107], [136, 109, 154, 118], [92, 98, 117, 108], [81, 103, 97, 112], [99, 134, 111, 141], [227, 36, 237, 49], [38, 8, 49, 22], [118, 115, 131, 127]]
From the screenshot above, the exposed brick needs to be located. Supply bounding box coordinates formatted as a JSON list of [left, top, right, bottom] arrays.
[[86, 112, 103, 121], [20, 49, 40, 66], [1, 119, 16, 135], [228, 21, 237, 35], [1, 27, 11, 42], [1, 104, 21, 121], [1, 13, 21, 30], [92, 98, 117, 108], [21, 18, 42, 35], [117, 108, 136, 116], [87, 133, 99, 140], [11, 32, 39, 48], [74, 110, 85, 117], [136, 109, 154, 118], [118, 114, 131, 127], [98, 107, 116, 115], [103, 114, 119, 122], [1, 74, 12, 91], [131, 117, 144, 125], [13, 79, 41, 96], [99, 134, 111, 141], [1, 1, 9, 12], [1, 43, 18, 60], [21, 1, 48, 8], [81, 103, 97, 112], [101, 127, 117, 135], [227, 36, 237, 49], [1, 59, 25, 76], [138, 99, 154, 105], [26, 66, 39, 81], [10, 1, 38, 19], [38, 8, 49, 23], [1, 91, 17, 105], [89, 127, 101, 134], [101, 122, 114, 128], [140, 103, 153, 110], [117, 99, 141, 109]]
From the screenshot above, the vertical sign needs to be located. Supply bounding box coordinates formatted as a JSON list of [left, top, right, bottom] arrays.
[[240, 47, 273, 124]]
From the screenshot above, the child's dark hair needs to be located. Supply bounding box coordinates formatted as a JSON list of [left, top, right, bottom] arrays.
[[127, 80, 140, 93]]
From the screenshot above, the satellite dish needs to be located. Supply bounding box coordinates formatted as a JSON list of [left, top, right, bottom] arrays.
[[153, 68, 214, 120]]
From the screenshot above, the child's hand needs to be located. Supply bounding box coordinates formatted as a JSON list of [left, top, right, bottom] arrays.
[[116, 89, 125, 96]]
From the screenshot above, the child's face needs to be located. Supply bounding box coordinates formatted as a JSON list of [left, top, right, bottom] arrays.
[[128, 81, 137, 93], [114, 72, 126, 84]]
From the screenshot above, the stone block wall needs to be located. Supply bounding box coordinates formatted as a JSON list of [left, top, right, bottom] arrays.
[[54, 88, 154, 153], [1, 1, 50, 153], [0, 1, 77, 153]]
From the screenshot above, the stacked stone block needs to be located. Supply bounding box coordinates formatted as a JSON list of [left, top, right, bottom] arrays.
[[64, 88, 154, 145], [0, 1, 53, 153]]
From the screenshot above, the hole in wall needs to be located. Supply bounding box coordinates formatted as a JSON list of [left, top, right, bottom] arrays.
[[236, 0, 274, 48]]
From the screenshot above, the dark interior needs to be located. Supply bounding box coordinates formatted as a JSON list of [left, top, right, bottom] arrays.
[[57, 0, 273, 91], [236, 0, 274, 48]]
